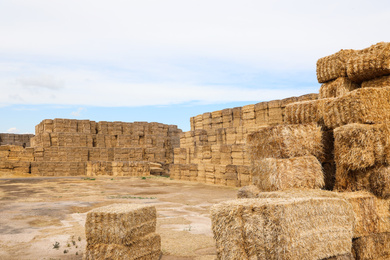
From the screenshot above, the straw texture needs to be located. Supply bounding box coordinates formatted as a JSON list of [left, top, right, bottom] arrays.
[[246, 123, 323, 161], [251, 156, 324, 191], [324, 87, 390, 129], [317, 49, 356, 83], [85, 204, 156, 246], [352, 232, 390, 260], [211, 194, 354, 260], [84, 233, 161, 260], [284, 98, 332, 125], [236, 185, 260, 198], [362, 75, 390, 88], [319, 77, 360, 99], [347, 42, 390, 83]]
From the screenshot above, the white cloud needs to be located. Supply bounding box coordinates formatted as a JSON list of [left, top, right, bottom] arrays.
[[17, 75, 64, 90], [7, 127, 20, 134], [71, 107, 84, 117]]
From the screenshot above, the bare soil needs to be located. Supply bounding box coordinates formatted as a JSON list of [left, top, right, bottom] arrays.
[[0, 173, 237, 260]]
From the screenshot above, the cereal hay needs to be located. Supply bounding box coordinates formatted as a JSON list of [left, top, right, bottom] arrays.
[[319, 77, 360, 99], [321, 253, 354, 260], [334, 166, 372, 192], [340, 192, 379, 238], [362, 75, 390, 88], [284, 98, 332, 125], [246, 123, 323, 161], [251, 156, 324, 191], [370, 165, 390, 199], [352, 232, 390, 260], [85, 204, 156, 246], [376, 198, 390, 233], [334, 123, 387, 170], [84, 233, 161, 260], [211, 194, 354, 260], [347, 42, 390, 83], [317, 49, 356, 83], [237, 185, 260, 198]]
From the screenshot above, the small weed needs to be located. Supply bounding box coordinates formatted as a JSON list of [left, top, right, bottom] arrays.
[[76, 252, 78, 255], [67, 243, 71, 247], [53, 241, 60, 249], [63, 249, 68, 254], [72, 240, 76, 246], [107, 195, 156, 199], [183, 225, 192, 231], [141, 177, 147, 180], [83, 177, 95, 181], [111, 178, 114, 180], [78, 236, 81, 241]]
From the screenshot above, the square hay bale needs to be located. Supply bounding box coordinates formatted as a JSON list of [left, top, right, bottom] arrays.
[[319, 77, 360, 99], [352, 232, 390, 260], [362, 74, 390, 89], [323, 87, 390, 129], [320, 253, 354, 260], [246, 123, 323, 161], [347, 42, 390, 83], [340, 192, 380, 238], [284, 98, 332, 125], [333, 123, 387, 171], [85, 204, 156, 246], [317, 49, 356, 83], [237, 185, 260, 198], [376, 198, 390, 233], [211, 194, 354, 260], [334, 166, 372, 192], [369, 165, 390, 199], [251, 156, 324, 191], [84, 233, 161, 260]]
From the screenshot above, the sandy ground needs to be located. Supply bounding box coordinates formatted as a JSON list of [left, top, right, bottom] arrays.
[[0, 173, 238, 260]]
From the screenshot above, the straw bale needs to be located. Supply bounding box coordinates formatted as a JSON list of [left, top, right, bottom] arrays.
[[369, 165, 390, 199], [211, 194, 354, 260], [317, 49, 356, 83], [347, 42, 390, 83], [375, 198, 390, 233], [340, 192, 379, 238], [319, 77, 360, 99], [85, 204, 156, 246], [246, 123, 323, 161], [361, 74, 390, 89], [321, 253, 354, 260], [324, 87, 390, 128], [352, 232, 390, 260], [297, 93, 319, 102], [284, 98, 331, 125], [251, 156, 324, 191], [334, 123, 387, 170], [84, 233, 161, 260], [237, 185, 260, 198]]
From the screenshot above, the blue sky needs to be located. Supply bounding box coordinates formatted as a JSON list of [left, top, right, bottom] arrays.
[[1, 0, 390, 133]]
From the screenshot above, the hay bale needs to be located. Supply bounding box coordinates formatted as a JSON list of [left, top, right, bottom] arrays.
[[251, 156, 324, 191], [340, 192, 380, 238], [284, 98, 332, 125], [334, 123, 387, 171], [237, 185, 260, 198], [319, 77, 360, 99], [316, 49, 356, 83], [85, 204, 156, 246], [376, 198, 390, 233], [211, 194, 354, 260], [369, 165, 390, 199], [84, 233, 161, 260], [352, 232, 390, 260], [347, 42, 390, 83], [324, 87, 390, 129], [362, 74, 390, 89], [246, 123, 323, 161], [321, 253, 354, 260]]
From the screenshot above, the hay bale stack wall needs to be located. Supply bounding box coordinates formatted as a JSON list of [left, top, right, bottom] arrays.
[[0, 119, 182, 176], [84, 204, 161, 260]]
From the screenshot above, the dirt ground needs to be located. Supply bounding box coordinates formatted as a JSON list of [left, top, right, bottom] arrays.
[[0, 173, 238, 260]]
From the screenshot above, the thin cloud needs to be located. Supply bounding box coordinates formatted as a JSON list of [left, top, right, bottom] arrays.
[[7, 127, 20, 134], [17, 75, 64, 90], [71, 107, 84, 117]]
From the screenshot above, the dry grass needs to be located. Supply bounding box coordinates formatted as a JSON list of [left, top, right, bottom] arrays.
[[284, 98, 333, 125], [316, 49, 356, 83], [324, 87, 390, 129], [319, 77, 360, 99], [246, 123, 323, 161], [211, 192, 354, 260], [251, 156, 324, 191], [362, 75, 390, 88], [352, 232, 390, 260]]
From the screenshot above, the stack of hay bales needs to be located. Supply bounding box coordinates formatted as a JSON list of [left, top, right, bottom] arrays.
[[84, 204, 161, 260]]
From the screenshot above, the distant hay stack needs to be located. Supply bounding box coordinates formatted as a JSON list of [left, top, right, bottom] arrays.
[[246, 123, 323, 161], [251, 156, 324, 192], [211, 194, 354, 260], [84, 204, 161, 260]]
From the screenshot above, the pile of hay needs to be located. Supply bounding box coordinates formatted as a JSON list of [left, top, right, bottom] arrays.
[[319, 77, 359, 99], [246, 123, 323, 161], [84, 204, 161, 260], [211, 191, 354, 260], [284, 98, 332, 125], [317, 49, 356, 83]]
